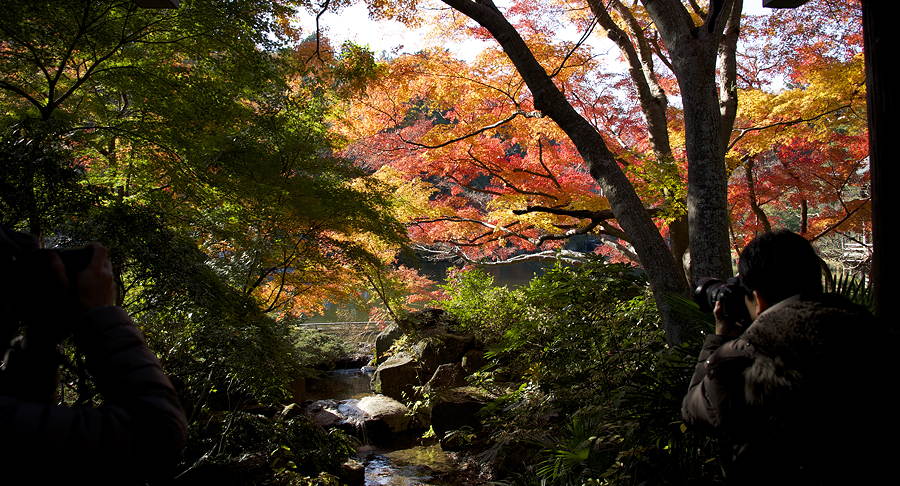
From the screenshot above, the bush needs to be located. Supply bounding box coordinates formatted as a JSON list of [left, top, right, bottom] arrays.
[[289, 327, 354, 370], [439, 258, 721, 485], [178, 410, 357, 485]]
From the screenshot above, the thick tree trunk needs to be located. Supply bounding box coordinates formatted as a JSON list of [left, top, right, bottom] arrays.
[[669, 215, 690, 284], [643, 0, 736, 282], [680, 68, 732, 281], [862, 0, 890, 317], [594, 0, 689, 285]]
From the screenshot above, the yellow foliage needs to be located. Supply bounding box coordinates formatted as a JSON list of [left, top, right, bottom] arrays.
[[371, 165, 441, 221], [731, 53, 866, 158]]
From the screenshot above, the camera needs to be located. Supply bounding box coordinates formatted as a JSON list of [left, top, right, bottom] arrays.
[[1, 226, 94, 282], [693, 277, 752, 326], [1, 226, 94, 332]]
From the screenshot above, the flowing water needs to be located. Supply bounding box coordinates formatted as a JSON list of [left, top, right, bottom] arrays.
[[302, 368, 478, 485]]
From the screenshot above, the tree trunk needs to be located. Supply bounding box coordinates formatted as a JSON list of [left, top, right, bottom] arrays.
[[744, 157, 771, 232], [680, 69, 732, 281], [642, 0, 736, 282], [669, 215, 690, 284], [862, 0, 889, 317], [441, 0, 690, 344]]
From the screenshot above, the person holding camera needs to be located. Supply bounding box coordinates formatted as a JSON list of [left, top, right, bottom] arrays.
[[682, 230, 892, 485], [0, 227, 187, 484]]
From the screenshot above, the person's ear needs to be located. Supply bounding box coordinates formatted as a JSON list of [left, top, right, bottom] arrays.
[[753, 290, 770, 315]]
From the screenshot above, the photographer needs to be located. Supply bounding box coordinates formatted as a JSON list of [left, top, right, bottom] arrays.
[[0, 227, 186, 484], [682, 230, 891, 484]]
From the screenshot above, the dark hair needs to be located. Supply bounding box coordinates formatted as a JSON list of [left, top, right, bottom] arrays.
[[738, 230, 824, 304]]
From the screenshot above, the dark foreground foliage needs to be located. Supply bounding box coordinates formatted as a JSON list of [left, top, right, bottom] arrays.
[[440, 260, 722, 485]]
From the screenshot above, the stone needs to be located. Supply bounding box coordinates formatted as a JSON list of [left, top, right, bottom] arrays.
[[416, 333, 475, 378], [397, 308, 454, 332], [430, 387, 491, 440], [339, 459, 365, 486], [305, 399, 349, 429], [425, 363, 467, 392], [371, 353, 419, 401], [374, 323, 404, 364], [357, 395, 411, 434], [304, 397, 402, 445], [461, 349, 486, 374], [280, 403, 304, 420]]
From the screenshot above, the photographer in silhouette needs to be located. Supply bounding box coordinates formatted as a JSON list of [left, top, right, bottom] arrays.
[[683, 230, 892, 485], [0, 226, 186, 484]]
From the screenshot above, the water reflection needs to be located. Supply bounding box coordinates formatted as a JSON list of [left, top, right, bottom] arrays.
[[363, 445, 459, 486], [302, 370, 475, 485]]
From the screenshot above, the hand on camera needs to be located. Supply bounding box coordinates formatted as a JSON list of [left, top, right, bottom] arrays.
[[73, 243, 116, 311], [714, 301, 743, 338], [23, 244, 116, 346]]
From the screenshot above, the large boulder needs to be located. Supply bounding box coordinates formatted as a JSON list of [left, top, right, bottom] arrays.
[[305, 399, 366, 432], [396, 308, 457, 332], [461, 349, 487, 374], [374, 323, 404, 364], [339, 459, 365, 486], [424, 363, 467, 393], [357, 395, 410, 435], [371, 353, 419, 401], [305, 396, 411, 445], [430, 387, 492, 441], [371, 309, 482, 402], [416, 333, 475, 378]]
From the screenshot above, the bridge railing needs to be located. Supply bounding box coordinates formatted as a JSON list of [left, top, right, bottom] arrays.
[[294, 321, 394, 344]]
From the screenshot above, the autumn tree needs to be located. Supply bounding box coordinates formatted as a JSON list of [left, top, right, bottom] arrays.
[[0, 1, 418, 320], [335, 0, 754, 344], [727, 1, 869, 267]]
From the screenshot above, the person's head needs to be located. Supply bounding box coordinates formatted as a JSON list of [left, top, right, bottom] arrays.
[[738, 230, 824, 318]]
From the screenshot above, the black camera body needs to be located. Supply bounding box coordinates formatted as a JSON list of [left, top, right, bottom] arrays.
[[1, 226, 94, 338], [1, 227, 93, 283], [693, 277, 752, 327]]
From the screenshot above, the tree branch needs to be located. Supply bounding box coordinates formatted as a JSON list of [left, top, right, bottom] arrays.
[[398, 110, 542, 149], [413, 243, 588, 265], [810, 200, 870, 242], [466, 148, 559, 200], [728, 104, 853, 151], [547, 16, 598, 79]]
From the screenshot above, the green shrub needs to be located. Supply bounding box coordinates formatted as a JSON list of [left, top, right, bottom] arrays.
[[289, 327, 354, 371], [439, 258, 721, 485]]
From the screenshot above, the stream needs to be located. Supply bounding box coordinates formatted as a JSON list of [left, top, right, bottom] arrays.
[[302, 368, 476, 485]]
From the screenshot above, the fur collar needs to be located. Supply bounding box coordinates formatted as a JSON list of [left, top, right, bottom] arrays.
[[740, 294, 869, 406]]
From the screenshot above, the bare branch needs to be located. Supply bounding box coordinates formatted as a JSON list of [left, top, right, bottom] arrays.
[[728, 104, 853, 151], [307, 0, 331, 63], [466, 148, 559, 200], [446, 173, 505, 197], [513, 204, 620, 220], [548, 16, 598, 79], [398, 110, 543, 149], [530, 137, 563, 189], [413, 243, 588, 265], [810, 200, 870, 242], [0, 80, 46, 112]]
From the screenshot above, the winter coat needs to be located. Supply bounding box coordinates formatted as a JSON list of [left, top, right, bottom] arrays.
[[0, 306, 187, 484], [682, 294, 894, 485]]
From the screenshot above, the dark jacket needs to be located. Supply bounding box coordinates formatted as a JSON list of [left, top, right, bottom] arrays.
[[682, 294, 893, 485], [0, 306, 187, 484]]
